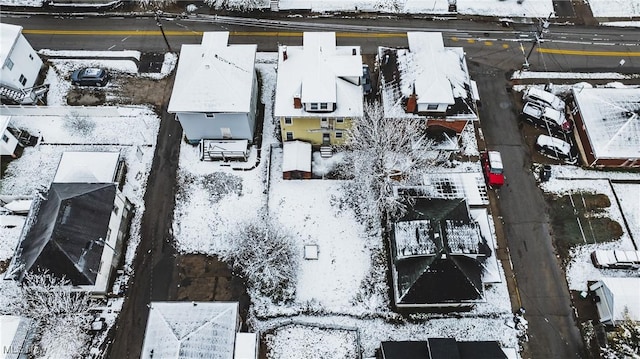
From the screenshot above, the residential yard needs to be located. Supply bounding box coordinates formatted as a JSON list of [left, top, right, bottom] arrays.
[[170, 59, 519, 358]]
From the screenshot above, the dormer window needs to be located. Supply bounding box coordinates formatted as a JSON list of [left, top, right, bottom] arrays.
[[310, 103, 318, 111], [320, 103, 328, 110]]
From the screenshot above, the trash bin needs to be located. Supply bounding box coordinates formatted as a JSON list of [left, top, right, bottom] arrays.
[[540, 165, 552, 182]]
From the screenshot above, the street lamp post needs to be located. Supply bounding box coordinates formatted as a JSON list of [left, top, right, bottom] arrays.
[[155, 10, 173, 53]]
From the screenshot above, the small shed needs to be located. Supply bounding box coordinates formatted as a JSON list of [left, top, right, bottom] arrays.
[[282, 140, 312, 179], [234, 332, 259, 359], [590, 277, 640, 325]]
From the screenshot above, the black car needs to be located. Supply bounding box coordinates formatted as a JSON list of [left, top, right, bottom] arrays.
[[71, 68, 110, 87], [362, 64, 372, 96]]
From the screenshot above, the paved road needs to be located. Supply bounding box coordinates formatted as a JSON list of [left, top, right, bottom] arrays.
[[473, 64, 585, 358], [107, 73, 181, 359], [3, 11, 636, 358], [4, 13, 640, 73]]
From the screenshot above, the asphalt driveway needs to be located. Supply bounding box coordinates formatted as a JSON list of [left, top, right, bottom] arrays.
[[471, 63, 586, 358]]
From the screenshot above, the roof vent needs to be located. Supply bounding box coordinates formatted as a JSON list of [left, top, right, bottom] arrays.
[[282, 46, 288, 61]]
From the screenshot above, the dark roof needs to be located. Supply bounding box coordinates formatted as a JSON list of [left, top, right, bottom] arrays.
[[380, 341, 429, 359], [381, 339, 506, 359], [392, 198, 487, 306], [9, 183, 117, 285], [457, 341, 508, 359], [397, 256, 483, 305]]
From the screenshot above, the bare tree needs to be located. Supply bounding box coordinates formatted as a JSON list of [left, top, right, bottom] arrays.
[[220, 217, 298, 303], [19, 272, 94, 358], [601, 309, 640, 359], [340, 101, 441, 224]]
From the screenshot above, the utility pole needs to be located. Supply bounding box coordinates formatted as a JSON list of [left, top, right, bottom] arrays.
[[522, 13, 551, 70], [155, 10, 173, 53]]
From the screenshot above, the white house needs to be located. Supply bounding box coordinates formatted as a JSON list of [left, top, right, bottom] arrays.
[[141, 301, 258, 359], [1, 116, 20, 158], [5, 151, 132, 297], [0, 23, 43, 90], [168, 32, 258, 145], [590, 277, 640, 326], [378, 32, 479, 135]]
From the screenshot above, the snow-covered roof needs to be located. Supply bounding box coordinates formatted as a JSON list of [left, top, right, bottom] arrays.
[[421, 172, 489, 206], [0, 24, 21, 67], [282, 140, 312, 173], [53, 151, 120, 183], [234, 332, 257, 359], [1, 115, 10, 131], [141, 301, 239, 359], [274, 32, 364, 118], [168, 32, 257, 113], [590, 277, 640, 323], [408, 32, 455, 106], [392, 198, 487, 306], [379, 32, 476, 119], [572, 87, 640, 159]]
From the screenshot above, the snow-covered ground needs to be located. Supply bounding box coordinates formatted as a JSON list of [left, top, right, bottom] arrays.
[[0, 53, 176, 358], [1, 0, 640, 20], [170, 55, 519, 357], [539, 168, 640, 292]]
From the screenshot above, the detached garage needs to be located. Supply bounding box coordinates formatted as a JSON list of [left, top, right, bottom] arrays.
[[568, 87, 640, 168], [282, 140, 312, 179]]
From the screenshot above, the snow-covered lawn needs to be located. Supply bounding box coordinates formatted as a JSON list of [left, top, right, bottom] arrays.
[[539, 168, 640, 293], [170, 59, 518, 357]]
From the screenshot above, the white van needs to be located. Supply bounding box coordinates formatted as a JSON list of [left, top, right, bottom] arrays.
[[522, 87, 566, 112], [521, 102, 572, 134]]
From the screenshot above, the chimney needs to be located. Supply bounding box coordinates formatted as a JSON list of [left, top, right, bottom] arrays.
[[293, 94, 302, 109], [406, 94, 417, 114], [282, 46, 288, 61]]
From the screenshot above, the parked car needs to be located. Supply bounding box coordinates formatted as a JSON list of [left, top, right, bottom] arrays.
[[362, 64, 372, 96], [71, 68, 110, 87], [591, 250, 640, 269], [522, 87, 565, 112], [480, 150, 505, 188], [535, 134, 578, 164], [521, 102, 572, 134]]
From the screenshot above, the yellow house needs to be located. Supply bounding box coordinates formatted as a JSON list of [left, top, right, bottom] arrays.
[[274, 32, 364, 153]]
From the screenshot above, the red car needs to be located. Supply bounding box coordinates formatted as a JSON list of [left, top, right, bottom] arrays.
[[481, 151, 505, 188]]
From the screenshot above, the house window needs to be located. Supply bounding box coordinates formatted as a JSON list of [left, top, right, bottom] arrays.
[[221, 127, 232, 139], [2, 134, 8, 143], [4, 58, 13, 70], [284, 117, 292, 125], [320, 118, 328, 128], [310, 103, 318, 110], [336, 118, 344, 123], [320, 103, 328, 110], [205, 113, 215, 118], [286, 132, 294, 141], [335, 131, 343, 139], [427, 104, 439, 110], [19, 74, 26, 86]]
